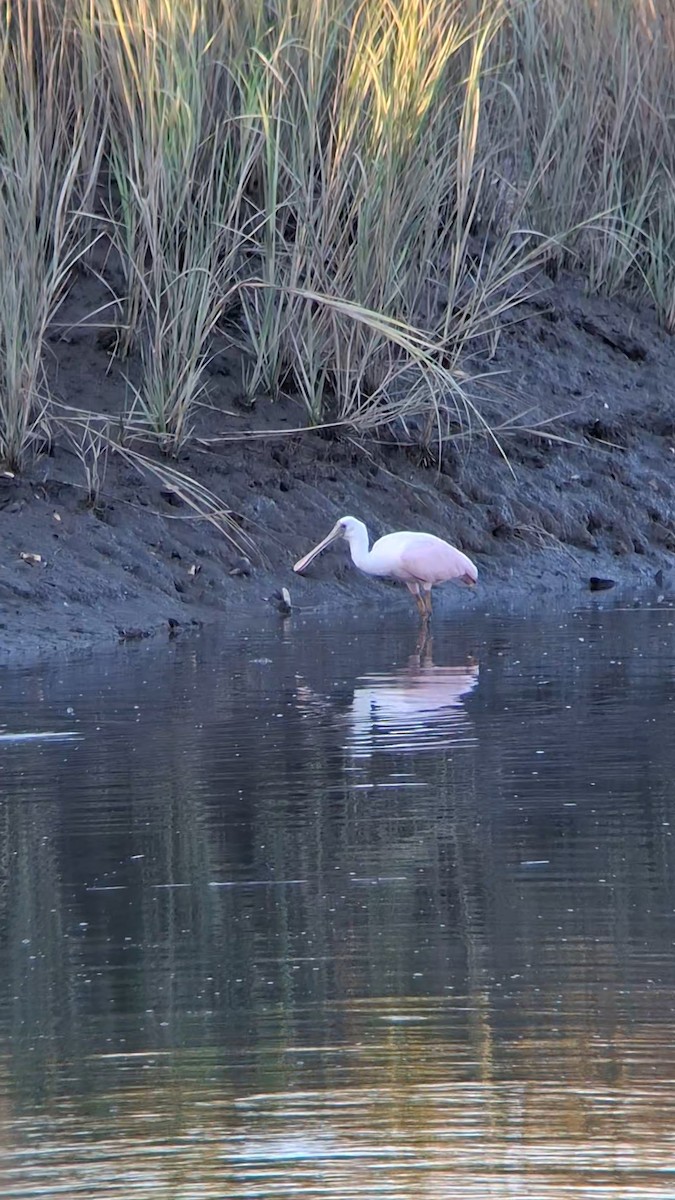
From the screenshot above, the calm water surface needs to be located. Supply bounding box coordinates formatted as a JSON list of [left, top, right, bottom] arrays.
[[1, 607, 675, 1198]]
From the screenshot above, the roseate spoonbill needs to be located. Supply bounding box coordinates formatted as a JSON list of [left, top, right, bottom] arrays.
[[293, 515, 477, 618]]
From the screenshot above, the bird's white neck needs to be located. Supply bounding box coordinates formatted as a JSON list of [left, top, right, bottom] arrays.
[[344, 520, 373, 572]]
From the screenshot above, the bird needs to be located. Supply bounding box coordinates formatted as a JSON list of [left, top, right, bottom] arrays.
[[293, 515, 477, 619]]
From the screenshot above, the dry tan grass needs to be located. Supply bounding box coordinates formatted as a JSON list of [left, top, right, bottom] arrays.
[[1, 0, 674, 474]]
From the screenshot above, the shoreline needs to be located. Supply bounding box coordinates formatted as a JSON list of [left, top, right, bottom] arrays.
[[1, 273, 673, 667], [0, 539, 669, 667]]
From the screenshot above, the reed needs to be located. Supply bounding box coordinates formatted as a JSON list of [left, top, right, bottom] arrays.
[[1, 0, 674, 473], [0, 0, 103, 467]]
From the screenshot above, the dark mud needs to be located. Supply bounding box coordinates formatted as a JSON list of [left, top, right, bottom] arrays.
[[1, 272, 673, 662]]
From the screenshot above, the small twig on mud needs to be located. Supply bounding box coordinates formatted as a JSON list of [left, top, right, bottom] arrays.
[[346, 437, 439, 504], [513, 523, 582, 566]]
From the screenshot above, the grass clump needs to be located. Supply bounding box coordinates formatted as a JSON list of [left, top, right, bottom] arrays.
[[1, 0, 675, 478], [0, 0, 103, 467]]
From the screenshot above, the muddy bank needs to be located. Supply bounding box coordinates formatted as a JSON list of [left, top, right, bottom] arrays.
[[1, 272, 673, 663]]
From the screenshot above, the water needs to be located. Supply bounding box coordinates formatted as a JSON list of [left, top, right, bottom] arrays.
[[1, 606, 675, 1198]]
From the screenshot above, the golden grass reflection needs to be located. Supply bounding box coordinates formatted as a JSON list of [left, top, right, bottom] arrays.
[[3, 1009, 675, 1199]]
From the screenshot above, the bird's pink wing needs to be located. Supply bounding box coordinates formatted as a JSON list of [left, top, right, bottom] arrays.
[[399, 539, 473, 585]]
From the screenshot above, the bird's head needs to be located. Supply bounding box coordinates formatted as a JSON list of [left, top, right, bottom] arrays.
[[461, 561, 478, 587], [333, 515, 362, 541], [293, 515, 363, 573]]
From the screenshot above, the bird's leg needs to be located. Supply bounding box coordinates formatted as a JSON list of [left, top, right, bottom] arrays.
[[415, 594, 427, 619], [423, 588, 433, 617], [415, 624, 431, 657], [407, 582, 426, 620]]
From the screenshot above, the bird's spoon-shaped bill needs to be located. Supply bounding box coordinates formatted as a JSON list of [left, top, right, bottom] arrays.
[[293, 522, 343, 573]]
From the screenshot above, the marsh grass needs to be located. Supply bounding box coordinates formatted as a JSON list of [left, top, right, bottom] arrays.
[[66, 417, 109, 507], [2, 0, 675, 486], [0, 0, 103, 466], [98, 0, 257, 449], [56, 402, 256, 554]]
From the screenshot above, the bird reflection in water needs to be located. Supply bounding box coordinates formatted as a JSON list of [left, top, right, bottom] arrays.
[[297, 637, 479, 758]]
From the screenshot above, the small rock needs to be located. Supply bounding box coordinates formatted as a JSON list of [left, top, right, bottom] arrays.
[[160, 489, 182, 507], [271, 587, 292, 616], [229, 557, 253, 577], [589, 576, 617, 591], [96, 329, 119, 352]]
